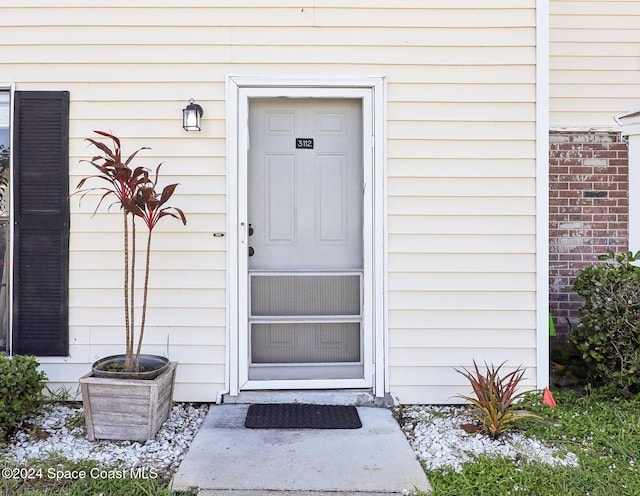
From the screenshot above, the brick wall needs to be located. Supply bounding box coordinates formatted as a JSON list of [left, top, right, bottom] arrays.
[[549, 131, 629, 343]]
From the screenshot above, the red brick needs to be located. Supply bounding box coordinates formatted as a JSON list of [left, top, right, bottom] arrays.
[[592, 182, 619, 190], [549, 130, 629, 344], [558, 191, 581, 198], [609, 159, 628, 166], [608, 191, 628, 198], [593, 150, 617, 158], [609, 174, 627, 182], [592, 198, 617, 206], [609, 143, 628, 151], [566, 166, 595, 174], [608, 222, 628, 230], [570, 182, 594, 190]]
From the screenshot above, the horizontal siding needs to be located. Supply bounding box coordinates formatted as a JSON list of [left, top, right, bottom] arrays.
[[69, 270, 226, 290], [390, 348, 536, 368], [1, 1, 538, 404], [389, 254, 536, 273], [2, 46, 537, 66], [390, 328, 537, 348], [389, 216, 535, 236], [389, 291, 536, 311], [388, 196, 535, 215], [389, 177, 535, 196], [0, 0, 530, 7], [391, 365, 537, 405], [69, 289, 226, 308], [389, 234, 536, 253], [388, 272, 536, 292], [0, 6, 535, 28], [0, 26, 534, 47], [70, 309, 226, 328], [389, 310, 536, 330], [66, 326, 226, 346], [551, 1, 640, 127], [390, 122, 536, 141], [6, 65, 536, 86]]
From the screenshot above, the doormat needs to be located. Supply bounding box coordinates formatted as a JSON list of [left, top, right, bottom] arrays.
[[244, 403, 362, 429]]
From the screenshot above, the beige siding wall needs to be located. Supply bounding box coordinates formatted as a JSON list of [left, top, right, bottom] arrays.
[[551, 0, 640, 128], [0, 1, 538, 404]]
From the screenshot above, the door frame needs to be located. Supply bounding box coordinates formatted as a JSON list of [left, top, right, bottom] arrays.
[[225, 75, 387, 397]]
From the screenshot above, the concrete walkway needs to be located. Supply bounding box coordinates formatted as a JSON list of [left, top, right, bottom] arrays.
[[171, 404, 431, 495]]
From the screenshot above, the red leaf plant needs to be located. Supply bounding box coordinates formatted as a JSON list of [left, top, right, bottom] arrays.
[[74, 131, 186, 373], [455, 360, 539, 439]]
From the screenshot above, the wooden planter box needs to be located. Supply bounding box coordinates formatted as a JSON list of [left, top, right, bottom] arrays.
[[80, 361, 177, 441]]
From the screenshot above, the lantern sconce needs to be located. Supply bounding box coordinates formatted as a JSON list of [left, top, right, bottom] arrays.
[[182, 98, 203, 131]]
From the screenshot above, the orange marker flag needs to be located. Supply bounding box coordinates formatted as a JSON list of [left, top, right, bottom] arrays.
[[542, 387, 557, 408]]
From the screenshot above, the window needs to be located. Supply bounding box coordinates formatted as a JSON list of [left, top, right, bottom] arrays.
[[0, 91, 9, 353]]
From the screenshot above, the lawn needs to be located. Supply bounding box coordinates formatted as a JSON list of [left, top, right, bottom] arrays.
[[422, 387, 640, 496], [0, 458, 177, 496]]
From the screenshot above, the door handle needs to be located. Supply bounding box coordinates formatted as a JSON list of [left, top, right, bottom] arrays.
[[248, 247, 255, 257]]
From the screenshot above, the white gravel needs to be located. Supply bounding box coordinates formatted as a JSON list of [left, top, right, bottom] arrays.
[[1, 402, 578, 477], [0, 402, 208, 478], [397, 405, 579, 473]]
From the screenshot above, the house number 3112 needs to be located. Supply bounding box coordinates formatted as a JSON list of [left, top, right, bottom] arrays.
[[296, 138, 314, 149]]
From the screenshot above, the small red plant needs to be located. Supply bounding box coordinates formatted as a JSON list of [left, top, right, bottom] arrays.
[[455, 361, 538, 439]]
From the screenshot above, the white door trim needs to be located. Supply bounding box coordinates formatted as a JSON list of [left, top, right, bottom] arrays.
[[225, 75, 387, 397], [536, 0, 550, 389]]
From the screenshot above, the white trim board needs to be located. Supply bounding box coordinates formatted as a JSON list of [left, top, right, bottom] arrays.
[[225, 75, 387, 397], [536, 0, 550, 389], [616, 109, 640, 253], [0, 83, 14, 357]]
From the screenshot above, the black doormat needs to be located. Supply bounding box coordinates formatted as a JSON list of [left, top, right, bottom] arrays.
[[244, 403, 362, 429]]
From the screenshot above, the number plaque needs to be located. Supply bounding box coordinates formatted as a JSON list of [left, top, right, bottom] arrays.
[[296, 138, 314, 149]]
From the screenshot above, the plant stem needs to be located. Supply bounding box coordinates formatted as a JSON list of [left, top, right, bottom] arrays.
[[123, 209, 132, 372], [135, 228, 153, 369], [130, 214, 137, 371]]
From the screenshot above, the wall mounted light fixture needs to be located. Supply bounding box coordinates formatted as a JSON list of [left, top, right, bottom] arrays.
[[182, 99, 203, 131]]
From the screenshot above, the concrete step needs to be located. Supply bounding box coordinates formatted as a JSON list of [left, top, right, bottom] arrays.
[[171, 405, 431, 494]]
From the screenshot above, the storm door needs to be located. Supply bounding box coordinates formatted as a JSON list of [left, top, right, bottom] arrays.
[[246, 98, 365, 383]]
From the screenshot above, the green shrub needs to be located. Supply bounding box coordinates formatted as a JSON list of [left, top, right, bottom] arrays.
[[570, 251, 640, 394], [0, 355, 47, 439]]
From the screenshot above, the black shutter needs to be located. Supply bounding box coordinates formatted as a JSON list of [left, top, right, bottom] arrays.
[[12, 91, 70, 356]]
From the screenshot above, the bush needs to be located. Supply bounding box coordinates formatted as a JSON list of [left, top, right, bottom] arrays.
[[0, 355, 47, 439], [570, 251, 640, 394], [549, 343, 590, 389]]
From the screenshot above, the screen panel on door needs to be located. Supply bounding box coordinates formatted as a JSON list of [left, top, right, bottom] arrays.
[[248, 98, 364, 381]]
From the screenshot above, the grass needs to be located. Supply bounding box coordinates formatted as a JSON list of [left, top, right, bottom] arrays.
[[424, 387, 640, 496], [0, 458, 175, 496]]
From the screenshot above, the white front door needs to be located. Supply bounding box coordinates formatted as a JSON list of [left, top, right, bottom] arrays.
[[242, 97, 370, 387]]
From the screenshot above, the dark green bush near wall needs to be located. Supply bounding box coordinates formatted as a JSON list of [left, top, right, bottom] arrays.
[[570, 251, 640, 395], [0, 355, 47, 439]]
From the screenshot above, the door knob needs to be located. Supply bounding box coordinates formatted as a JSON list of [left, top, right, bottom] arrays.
[[248, 247, 255, 257], [248, 224, 254, 236]]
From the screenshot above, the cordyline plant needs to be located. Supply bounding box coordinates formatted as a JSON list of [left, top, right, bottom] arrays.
[[455, 361, 538, 439], [74, 130, 186, 373]]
